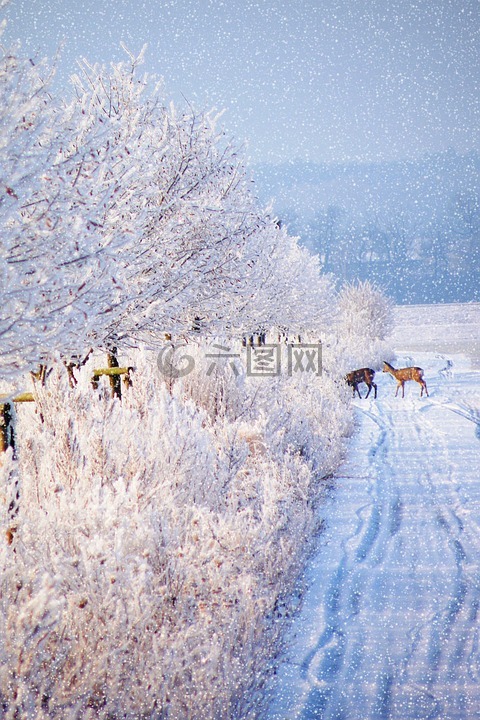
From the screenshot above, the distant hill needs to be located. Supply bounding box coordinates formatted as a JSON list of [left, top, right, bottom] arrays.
[[251, 151, 480, 304]]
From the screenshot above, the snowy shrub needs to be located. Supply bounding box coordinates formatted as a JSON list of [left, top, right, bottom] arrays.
[[172, 341, 252, 424], [0, 347, 351, 719]]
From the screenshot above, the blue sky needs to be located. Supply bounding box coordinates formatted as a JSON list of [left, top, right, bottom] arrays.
[[3, 0, 480, 165]]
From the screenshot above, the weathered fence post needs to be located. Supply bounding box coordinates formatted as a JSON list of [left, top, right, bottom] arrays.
[[123, 369, 133, 389], [92, 366, 134, 396], [107, 348, 122, 400], [0, 393, 36, 454], [0, 401, 15, 455]]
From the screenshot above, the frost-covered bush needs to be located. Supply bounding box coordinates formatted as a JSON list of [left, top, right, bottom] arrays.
[[0, 350, 351, 719], [334, 280, 395, 373], [169, 341, 252, 424]]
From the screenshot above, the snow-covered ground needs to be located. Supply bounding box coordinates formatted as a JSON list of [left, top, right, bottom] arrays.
[[266, 303, 480, 720], [390, 303, 480, 366]]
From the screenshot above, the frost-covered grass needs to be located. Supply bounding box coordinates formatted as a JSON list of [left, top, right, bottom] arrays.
[[0, 345, 353, 719]]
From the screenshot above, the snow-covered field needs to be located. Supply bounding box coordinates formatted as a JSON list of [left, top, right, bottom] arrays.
[[266, 303, 480, 720], [391, 303, 480, 366]]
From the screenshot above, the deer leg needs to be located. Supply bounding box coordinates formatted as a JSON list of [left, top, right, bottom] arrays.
[[373, 382, 377, 399], [365, 384, 371, 399], [355, 385, 362, 399]]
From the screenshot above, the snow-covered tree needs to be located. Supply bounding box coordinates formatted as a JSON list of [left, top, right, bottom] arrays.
[[334, 279, 394, 372], [1, 38, 337, 380], [109, 102, 271, 344], [243, 221, 336, 338], [0, 36, 141, 379], [66, 53, 337, 350], [0, 41, 67, 377]]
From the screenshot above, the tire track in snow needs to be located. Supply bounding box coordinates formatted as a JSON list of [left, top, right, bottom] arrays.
[[289, 409, 390, 718], [266, 359, 480, 720]]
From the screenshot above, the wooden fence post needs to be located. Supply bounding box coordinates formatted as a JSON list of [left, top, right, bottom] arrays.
[[92, 367, 133, 395], [107, 348, 122, 400], [0, 401, 15, 455]]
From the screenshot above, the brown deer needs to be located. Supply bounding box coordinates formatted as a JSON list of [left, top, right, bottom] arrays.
[[382, 361, 428, 397], [345, 368, 377, 399]]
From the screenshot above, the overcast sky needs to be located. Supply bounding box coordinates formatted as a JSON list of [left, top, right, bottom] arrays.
[[3, 0, 480, 165]]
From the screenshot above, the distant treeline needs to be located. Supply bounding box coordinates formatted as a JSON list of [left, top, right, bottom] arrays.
[[253, 150, 480, 303]]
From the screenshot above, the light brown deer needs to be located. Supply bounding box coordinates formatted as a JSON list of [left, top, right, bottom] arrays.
[[382, 361, 428, 397], [345, 368, 377, 399]]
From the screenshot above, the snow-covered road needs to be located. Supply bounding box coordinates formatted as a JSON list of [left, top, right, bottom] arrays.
[[266, 348, 480, 720]]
